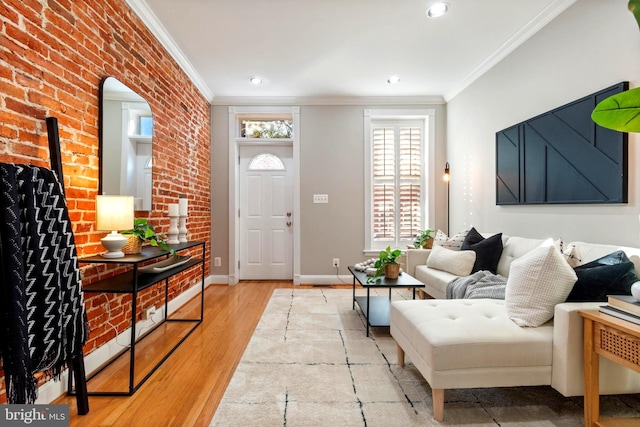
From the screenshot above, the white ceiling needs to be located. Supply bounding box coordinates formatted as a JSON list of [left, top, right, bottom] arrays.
[[129, 0, 577, 104]]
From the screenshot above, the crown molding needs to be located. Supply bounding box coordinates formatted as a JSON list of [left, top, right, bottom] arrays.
[[444, 0, 577, 102], [211, 95, 445, 106], [125, 0, 214, 103]]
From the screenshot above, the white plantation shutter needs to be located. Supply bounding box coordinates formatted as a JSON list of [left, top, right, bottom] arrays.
[[372, 184, 394, 239], [372, 127, 395, 240], [371, 121, 423, 247], [400, 183, 420, 238], [373, 127, 395, 179], [399, 127, 421, 239]]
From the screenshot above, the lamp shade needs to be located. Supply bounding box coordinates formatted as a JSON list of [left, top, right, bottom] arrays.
[[96, 195, 134, 231]]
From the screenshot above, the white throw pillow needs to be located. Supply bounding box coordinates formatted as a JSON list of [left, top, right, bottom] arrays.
[[426, 245, 476, 276], [433, 229, 469, 251], [505, 239, 577, 327]]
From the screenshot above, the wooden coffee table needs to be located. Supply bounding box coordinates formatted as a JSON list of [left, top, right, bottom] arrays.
[[348, 266, 425, 336]]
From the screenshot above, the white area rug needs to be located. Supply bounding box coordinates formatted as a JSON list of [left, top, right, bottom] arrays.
[[210, 289, 640, 426]]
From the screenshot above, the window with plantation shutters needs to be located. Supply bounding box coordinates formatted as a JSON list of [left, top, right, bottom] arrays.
[[364, 109, 434, 252], [370, 120, 424, 248], [372, 127, 395, 240]]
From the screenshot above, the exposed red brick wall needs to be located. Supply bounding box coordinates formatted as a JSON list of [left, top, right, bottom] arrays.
[[0, 0, 211, 401]]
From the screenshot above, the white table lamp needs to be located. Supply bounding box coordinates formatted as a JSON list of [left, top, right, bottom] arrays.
[[96, 195, 134, 258]]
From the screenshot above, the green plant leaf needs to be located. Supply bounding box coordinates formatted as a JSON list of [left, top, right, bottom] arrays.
[[630, 0, 640, 29], [120, 217, 175, 254], [591, 87, 640, 132]]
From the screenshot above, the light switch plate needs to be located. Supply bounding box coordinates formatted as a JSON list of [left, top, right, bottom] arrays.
[[313, 194, 329, 203]]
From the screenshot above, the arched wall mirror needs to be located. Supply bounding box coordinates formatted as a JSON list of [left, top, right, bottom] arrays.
[[99, 77, 153, 211]]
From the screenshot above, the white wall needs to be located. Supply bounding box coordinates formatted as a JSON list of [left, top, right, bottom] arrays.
[[447, 0, 640, 245], [299, 105, 446, 274], [210, 102, 447, 278], [211, 105, 230, 278]]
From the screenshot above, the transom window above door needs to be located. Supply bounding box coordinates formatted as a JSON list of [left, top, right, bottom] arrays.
[[241, 119, 293, 139]]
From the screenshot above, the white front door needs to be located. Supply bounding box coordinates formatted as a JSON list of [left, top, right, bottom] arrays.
[[239, 145, 293, 280]]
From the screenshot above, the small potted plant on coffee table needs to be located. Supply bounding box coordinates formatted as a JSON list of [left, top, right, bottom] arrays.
[[371, 246, 403, 280]]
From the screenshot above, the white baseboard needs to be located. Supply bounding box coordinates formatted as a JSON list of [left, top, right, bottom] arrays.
[[209, 274, 231, 284], [299, 274, 353, 285], [209, 274, 302, 286], [35, 275, 213, 404]]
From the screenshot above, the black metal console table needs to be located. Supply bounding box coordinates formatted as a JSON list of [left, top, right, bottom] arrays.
[[70, 241, 205, 396]]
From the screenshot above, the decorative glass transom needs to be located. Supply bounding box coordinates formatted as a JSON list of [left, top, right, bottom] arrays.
[[242, 119, 293, 138], [248, 153, 285, 171]]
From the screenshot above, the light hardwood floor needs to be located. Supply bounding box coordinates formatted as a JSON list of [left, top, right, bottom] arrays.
[[55, 281, 339, 426]]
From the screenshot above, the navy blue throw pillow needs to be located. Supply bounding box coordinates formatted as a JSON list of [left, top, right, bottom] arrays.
[[461, 228, 503, 274], [565, 250, 639, 302]]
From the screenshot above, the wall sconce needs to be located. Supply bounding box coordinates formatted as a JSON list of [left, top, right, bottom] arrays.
[[443, 162, 450, 235], [96, 195, 134, 258]]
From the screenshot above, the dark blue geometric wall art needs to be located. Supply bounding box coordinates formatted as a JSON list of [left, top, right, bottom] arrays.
[[496, 82, 628, 205]]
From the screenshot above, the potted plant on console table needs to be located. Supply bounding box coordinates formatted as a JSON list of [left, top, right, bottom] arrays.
[[371, 246, 403, 281], [121, 218, 175, 255]]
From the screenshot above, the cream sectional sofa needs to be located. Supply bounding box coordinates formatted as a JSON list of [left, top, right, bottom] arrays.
[[408, 235, 547, 299], [391, 235, 640, 422]]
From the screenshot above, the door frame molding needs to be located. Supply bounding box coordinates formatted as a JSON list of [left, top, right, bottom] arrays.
[[228, 106, 301, 285]]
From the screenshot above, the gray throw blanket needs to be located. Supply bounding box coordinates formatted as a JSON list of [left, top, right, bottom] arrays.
[[446, 270, 507, 300]]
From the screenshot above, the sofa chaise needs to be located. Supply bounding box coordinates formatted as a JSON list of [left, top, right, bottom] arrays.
[[390, 233, 640, 422]]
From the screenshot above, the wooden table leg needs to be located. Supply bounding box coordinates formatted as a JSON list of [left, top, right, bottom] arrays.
[[432, 388, 444, 422], [583, 317, 599, 427], [397, 344, 405, 367]]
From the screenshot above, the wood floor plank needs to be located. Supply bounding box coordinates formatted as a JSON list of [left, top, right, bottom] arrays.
[[55, 281, 304, 426]]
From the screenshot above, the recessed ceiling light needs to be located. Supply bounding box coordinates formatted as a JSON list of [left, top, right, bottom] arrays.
[[387, 75, 400, 84], [249, 77, 263, 85], [427, 2, 449, 18]]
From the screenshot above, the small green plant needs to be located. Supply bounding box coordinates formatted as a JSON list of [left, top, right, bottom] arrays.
[[367, 246, 403, 282], [413, 229, 437, 249], [121, 218, 175, 254]]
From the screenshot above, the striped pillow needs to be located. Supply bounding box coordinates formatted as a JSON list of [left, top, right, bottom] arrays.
[[433, 229, 470, 251]]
